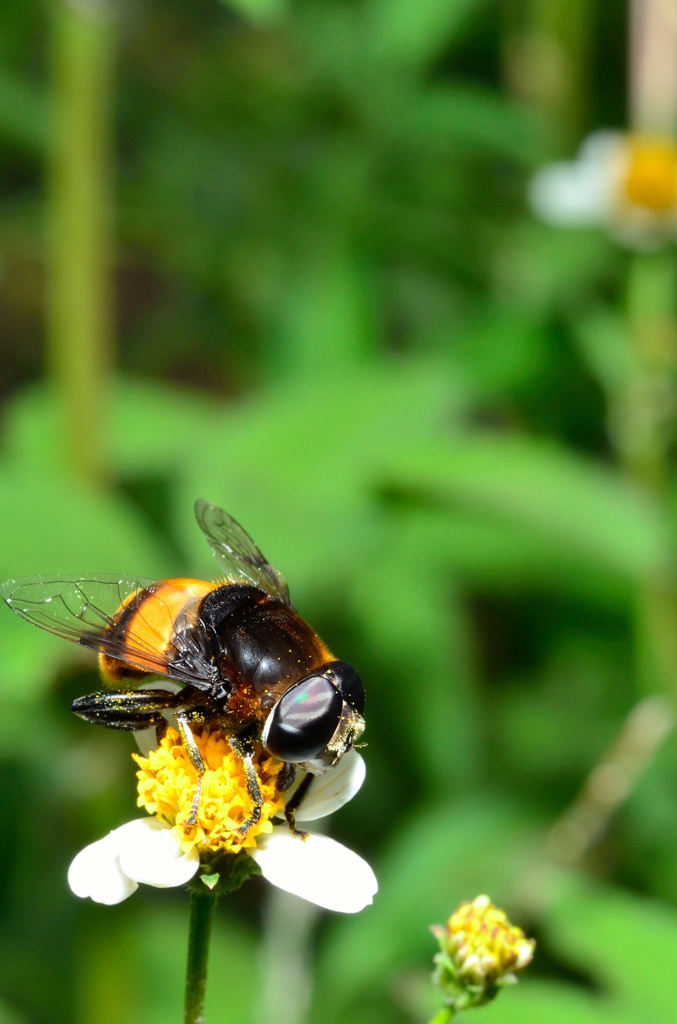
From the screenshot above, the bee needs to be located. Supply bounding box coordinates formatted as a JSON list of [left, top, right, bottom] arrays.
[[0, 500, 365, 834]]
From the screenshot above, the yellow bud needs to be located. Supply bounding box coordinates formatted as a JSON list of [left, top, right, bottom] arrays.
[[430, 895, 535, 1015]]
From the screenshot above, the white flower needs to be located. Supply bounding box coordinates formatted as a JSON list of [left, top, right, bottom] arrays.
[[68, 748, 377, 913], [528, 130, 677, 248]]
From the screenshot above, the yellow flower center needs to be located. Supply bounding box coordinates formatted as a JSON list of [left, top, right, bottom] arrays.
[[133, 726, 287, 855], [622, 137, 677, 212], [444, 895, 535, 984]]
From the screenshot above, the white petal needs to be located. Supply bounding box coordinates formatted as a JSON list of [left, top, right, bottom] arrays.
[[529, 161, 609, 224], [68, 828, 138, 905], [577, 130, 624, 169], [528, 132, 622, 226], [249, 828, 377, 913], [117, 817, 200, 887], [294, 750, 366, 822], [133, 725, 162, 758]]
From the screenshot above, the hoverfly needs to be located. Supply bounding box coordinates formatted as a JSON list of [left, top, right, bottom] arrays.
[[1, 500, 365, 834]]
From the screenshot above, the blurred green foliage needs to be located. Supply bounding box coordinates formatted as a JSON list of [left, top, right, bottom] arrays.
[[1, 1, 677, 1023]]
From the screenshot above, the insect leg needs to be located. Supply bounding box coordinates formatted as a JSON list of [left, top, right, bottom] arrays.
[[276, 761, 296, 792], [229, 733, 263, 836], [72, 688, 185, 730], [175, 713, 206, 828], [283, 774, 313, 838]]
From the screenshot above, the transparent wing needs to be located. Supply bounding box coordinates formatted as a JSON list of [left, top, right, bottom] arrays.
[[0, 574, 215, 689], [194, 499, 293, 607]]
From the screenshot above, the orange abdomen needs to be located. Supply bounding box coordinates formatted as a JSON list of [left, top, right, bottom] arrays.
[[99, 578, 214, 683]]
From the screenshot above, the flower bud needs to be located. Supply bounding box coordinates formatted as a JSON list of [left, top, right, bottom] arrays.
[[430, 895, 535, 1016]]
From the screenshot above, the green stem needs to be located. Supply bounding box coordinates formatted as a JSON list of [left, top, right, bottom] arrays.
[[184, 887, 219, 1024], [428, 1008, 455, 1024], [624, 252, 677, 706], [500, 0, 592, 148], [624, 252, 676, 493], [47, 0, 115, 486]]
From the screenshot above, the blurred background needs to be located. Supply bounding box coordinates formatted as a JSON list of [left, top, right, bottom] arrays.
[[2, 0, 677, 1022]]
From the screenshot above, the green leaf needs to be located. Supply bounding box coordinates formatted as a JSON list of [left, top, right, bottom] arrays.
[[498, 224, 615, 314], [349, 522, 482, 789], [217, 0, 286, 23], [496, 634, 632, 785], [444, 308, 551, 396], [476, 980, 642, 1024], [572, 310, 636, 399], [366, 0, 484, 68], [4, 378, 220, 477], [388, 85, 536, 163], [0, 998, 28, 1024], [382, 436, 671, 582], [397, 507, 634, 608], [546, 881, 677, 1021], [264, 236, 376, 381], [174, 358, 470, 594], [0, 66, 48, 153]]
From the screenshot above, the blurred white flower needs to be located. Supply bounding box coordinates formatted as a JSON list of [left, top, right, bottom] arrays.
[[68, 744, 377, 913], [529, 130, 677, 247]]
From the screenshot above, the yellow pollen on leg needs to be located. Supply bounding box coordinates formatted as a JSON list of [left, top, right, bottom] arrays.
[[622, 137, 677, 212], [133, 726, 287, 855]]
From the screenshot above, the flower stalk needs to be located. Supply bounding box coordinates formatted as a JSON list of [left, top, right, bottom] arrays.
[[48, 0, 115, 486], [623, 250, 676, 495], [623, 250, 677, 713], [184, 886, 219, 1024]]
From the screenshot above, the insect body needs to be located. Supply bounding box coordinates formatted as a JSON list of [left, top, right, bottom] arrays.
[[1, 501, 366, 833]]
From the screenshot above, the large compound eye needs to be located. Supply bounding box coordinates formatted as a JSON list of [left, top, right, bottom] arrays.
[[324, 660, 365, 716], [262, 675, 343, 762]]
